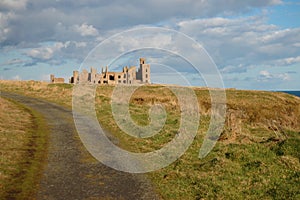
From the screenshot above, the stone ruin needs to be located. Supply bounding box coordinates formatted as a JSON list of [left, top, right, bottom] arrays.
[[50, 74, 65, 83], [69, 58, 151, 85]]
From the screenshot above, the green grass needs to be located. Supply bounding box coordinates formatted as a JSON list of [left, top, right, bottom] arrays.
[[47, 83, 73, 89], [0, 80, 299, 199], [0, 97, 49, 199], [94, 86, 300, 199]]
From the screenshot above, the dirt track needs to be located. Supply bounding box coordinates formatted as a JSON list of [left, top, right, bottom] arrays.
[[1, 92, 159, 200]]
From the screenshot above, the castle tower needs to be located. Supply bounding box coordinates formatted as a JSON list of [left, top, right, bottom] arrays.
[[80, 69, 89, 83], [139, 58, 150, 83], [90, 67, 97, 83], [50, 74, 55, 83], [73, 71, 79, 84]]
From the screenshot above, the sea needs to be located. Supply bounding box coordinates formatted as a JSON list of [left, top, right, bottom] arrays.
[[279, 91, 300, 98]]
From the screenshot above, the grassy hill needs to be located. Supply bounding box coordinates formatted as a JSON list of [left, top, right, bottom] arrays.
[[1, 80, 299, 199]]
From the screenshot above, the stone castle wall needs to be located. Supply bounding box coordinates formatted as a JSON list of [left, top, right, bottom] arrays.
[[69, 58, 151, 85]]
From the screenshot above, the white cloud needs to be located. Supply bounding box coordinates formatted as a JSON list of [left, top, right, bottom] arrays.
[[120, 33, 172, 50], [221, 64, 247, 74], [0, 0, 27, 11], [177, 15, 300, 72], [260, 29, 291, 42], [0, 12, 15, 42], [293, 42, 300, 47], [1, 0, 298, 90], [258, 70, 290, 82], [74, 23, 99, 36], [27, 48, 53, 60], [259, 70, 272, 78], [0, 58, 24, 66], [278, 73, 290, 81], [74, 41, 87, 47], [26, 42, 65, 60], [0, 0, 283, 45], [278, 56, 300, 65], [22, 40, 91, 67]]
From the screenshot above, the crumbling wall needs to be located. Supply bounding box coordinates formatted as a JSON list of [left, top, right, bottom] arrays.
[[50, 74, 65, 83]]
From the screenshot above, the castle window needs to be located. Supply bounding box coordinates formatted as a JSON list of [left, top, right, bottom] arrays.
[[109, 75, 115, 80], [118, 80, 121, 83], [146, 74, 148, 78], [124, 74, 126, 78], [123, 80, 126, 83], [118, 75, 121, 79], [146, 69, 147, 72]]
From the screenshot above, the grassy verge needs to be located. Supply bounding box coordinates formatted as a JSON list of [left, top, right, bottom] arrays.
[[1, 80, 299, 199], [0, 80, 72, 108], [95, 86, 300, 199], [0, 96, 49, 199]]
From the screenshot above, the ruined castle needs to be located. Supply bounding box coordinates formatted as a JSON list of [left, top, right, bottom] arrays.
[[50, 74, 64, 83], [69, 58, 150, 85]]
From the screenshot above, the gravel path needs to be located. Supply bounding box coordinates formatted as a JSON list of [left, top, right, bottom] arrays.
[[1, 92, 159, 200]]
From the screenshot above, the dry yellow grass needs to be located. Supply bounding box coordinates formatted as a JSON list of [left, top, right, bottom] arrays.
[[0, 80, 72, 107], [1, 80, 299, 145], [1, 80, 300, 199], [0, 97, 33, 198]]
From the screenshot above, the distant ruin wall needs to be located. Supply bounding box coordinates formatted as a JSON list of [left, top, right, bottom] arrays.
[[69, 58, 151, 85], [50, 74, 65, 83]]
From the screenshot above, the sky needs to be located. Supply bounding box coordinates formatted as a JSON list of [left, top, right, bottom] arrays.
[[0, 0, 299, 90]]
